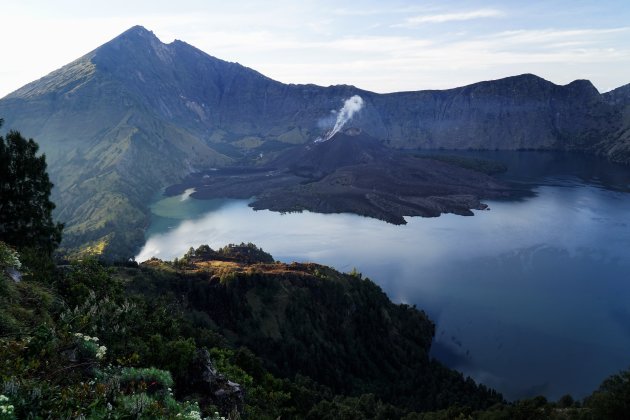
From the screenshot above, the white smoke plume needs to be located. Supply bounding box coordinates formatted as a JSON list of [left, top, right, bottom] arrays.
[[318, 95, 364, 142]]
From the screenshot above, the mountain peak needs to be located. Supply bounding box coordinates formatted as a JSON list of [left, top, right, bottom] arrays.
[[90, 25, 178, 76], [565, 79, 600, 99], [96, 25, 163, 54], [273, 129, 386, 177], [116, 25, 158, 41], [2, 26, 165, 100]]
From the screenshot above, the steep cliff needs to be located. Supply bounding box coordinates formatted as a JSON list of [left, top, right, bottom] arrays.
[[603, 83, 630, 106]]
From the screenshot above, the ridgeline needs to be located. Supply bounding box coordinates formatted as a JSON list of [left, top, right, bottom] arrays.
[[1, 26, 629, 258]]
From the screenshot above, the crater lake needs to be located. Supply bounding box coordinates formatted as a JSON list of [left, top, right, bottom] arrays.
[[137, 151, 630, 401]]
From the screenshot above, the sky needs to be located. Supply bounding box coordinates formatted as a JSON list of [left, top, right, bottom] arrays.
[[1, 0, 629, 97]]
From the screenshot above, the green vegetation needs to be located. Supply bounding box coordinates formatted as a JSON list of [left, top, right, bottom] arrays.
[[586, 369, 630, 419], [2, 129, 630, 418], [0, 119, 63, 255], [183, 243, 275, 264], [136, 245, 502, 413], [0, 253, 197, 418], [2, 244, 630, 418]]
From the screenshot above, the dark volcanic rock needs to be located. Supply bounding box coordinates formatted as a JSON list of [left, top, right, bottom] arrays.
[[174, 129, 511, 223], [273, 129, 388, 177], [188, 349, 244, 415], [249, 156, 507, 224]]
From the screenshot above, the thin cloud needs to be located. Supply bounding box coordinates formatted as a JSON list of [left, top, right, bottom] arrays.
[[488, 27, 630, 46], [332, 5, 436, 16], [1, 2, 629, 98], [189, 32, 434, 55], [247, 25, 630, 92], [398, 8, 504, 26]]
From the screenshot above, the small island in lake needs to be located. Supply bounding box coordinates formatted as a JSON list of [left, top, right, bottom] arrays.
[[166, 129, 512, 224]]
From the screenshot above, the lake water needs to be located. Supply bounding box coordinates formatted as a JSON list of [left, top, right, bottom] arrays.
[[136, 151, 630, 401]]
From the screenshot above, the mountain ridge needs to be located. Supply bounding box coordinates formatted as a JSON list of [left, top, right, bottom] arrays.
[[1, 25, 628, 257], [603, 82, 630, 106]]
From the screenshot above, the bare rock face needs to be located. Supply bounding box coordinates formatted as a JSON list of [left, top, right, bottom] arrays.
[[188, 349, 244, 415], [273, 129, 388, 178], [604, 83, 630, 106], [5, 268, 21, 283]]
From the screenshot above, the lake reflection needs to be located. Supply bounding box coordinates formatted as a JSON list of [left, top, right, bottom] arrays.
[[137, 152, 630, 401]]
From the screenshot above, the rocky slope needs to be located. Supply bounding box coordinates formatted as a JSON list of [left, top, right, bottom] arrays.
[[603, 83, 630, 106], [599, 83, 630, 164], [0, 25, 627, 257]]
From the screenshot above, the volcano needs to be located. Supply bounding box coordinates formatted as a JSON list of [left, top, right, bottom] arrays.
[[2, 25, 620, 256], [170, 128, 511, 224], [274, 128, 389, 178]]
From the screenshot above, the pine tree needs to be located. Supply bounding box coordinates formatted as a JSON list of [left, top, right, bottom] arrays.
[[0, 119, 63, 254]]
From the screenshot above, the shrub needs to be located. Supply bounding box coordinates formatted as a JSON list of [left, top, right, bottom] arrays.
[[73, 333, 107, 361], [0, 394, 15, 419], [120, 367, 174, 394], [587, 368, 630, 420], [0, 242, 20, 270]]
